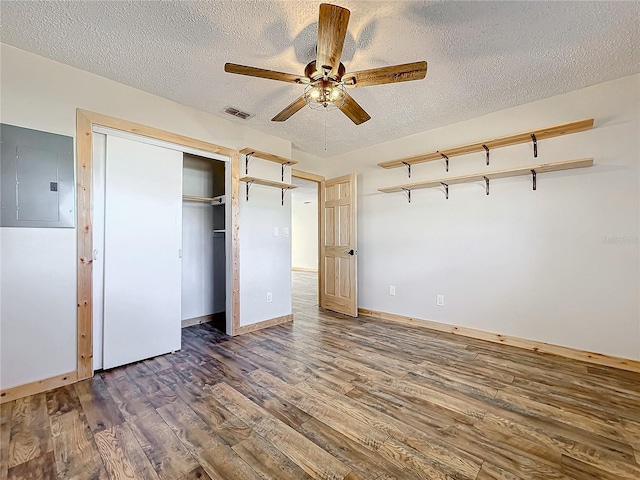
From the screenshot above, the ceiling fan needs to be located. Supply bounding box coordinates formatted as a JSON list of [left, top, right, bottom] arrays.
[[224, 3, 428, 125]]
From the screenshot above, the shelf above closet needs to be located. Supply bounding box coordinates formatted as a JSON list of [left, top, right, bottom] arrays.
[[378, 118, 594, 172], [240, 176, 298, 205], [182, 194, 225, 205], [378, 158, 593, 202], [240, 147, 298, 181], [239, 148, 298, 166]]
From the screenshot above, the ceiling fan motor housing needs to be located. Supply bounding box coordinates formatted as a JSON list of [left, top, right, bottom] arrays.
[[305, 60, 346, 82]]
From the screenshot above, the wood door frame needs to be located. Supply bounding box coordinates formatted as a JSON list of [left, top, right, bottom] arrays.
[[291, 169, 325, 306], [76, 109, 239, 380]]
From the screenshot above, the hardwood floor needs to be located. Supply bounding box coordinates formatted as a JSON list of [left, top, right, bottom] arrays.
[[2, 271, 639, 479]]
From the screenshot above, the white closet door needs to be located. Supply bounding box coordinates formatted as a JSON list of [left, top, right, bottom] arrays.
[[103, 135, 183, 369]]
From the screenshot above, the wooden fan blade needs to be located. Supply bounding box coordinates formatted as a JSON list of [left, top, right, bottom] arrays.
[[316, 4, 350, 77], [272, 95, 307, 122], [339, 93, 371, 125], [225, 63, 306, 84], [343, 61, 428, 88]]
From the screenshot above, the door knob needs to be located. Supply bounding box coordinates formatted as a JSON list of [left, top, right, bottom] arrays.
[[345, 249, 357, 256]]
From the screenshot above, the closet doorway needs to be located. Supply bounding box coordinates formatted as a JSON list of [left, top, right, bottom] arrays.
[[91, 128, 230, 371], [291, 170, 323, 310], [181, 154, 226, 332]]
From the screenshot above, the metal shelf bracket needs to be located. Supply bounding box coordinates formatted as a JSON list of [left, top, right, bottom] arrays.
[[401, 187, 411, 203], [531, 134, 537, 158], [482, 144, 490, 165], [441, 182, 449, 199], [245, 180, 255, 202], [402, 162, 412, 178], [483, 176, 490, 195], [281, 187, 293, 206], [245, 152, 255, 174], [439, 152, 449, 172], [281, 162, 293, 182], [531, 169, 537, 190]]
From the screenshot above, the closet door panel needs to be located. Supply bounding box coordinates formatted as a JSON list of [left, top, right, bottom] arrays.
[[103, 136, 183, 369]]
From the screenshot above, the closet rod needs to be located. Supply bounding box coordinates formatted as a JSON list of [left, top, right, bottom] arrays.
[[182, 194, 224, 203]]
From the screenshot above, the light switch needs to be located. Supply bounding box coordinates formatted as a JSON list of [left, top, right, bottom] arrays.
[[284, 227, 289, 237]]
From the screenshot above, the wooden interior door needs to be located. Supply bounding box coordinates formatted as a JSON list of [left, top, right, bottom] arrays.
[[320, 173, 357, 316], [102, 135, 183, 369]]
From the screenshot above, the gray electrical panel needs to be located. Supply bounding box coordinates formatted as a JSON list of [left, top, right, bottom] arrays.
[[1, 124, 75, 228]]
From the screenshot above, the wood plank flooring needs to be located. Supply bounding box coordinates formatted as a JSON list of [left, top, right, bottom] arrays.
[[2, 271, 639, 479]]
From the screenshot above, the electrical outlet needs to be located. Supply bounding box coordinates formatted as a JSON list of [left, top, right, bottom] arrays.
[[266, 292, 273, 303], [389, 285, 396, 296], [273, 227, 279, 237], [283, 227, 289, 237], [436, 294, 445, 307]]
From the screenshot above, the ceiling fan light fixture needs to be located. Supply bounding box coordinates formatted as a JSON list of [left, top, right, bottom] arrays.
[[304, 81, 346, 111]]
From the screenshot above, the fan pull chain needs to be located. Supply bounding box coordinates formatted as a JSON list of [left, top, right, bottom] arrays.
[[324, 108, 328, 151]]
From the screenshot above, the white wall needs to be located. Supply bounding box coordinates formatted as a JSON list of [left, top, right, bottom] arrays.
[[292, 182, 319, 271], [239, 159, 292, 326], [0, 229, 77, 387], [322, 74, 640, 361], [292, 149, 324, 173], [0, 44, 292, 389]]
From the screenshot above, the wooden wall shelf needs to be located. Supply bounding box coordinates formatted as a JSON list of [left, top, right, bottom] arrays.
[[240, 147, 298, 181], [378, 158, 593, 202], [240, 176, 298, 205], [378, 118, 594, 172], [239, 148, 298, 166]]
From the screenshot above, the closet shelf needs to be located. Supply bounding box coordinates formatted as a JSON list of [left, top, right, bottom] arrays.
[[378, 118, 594, 171], [182, 194, 225, 205], [239, 148, 298, 166], [378, 158, 593, 202], [240, 176, 298, 205]]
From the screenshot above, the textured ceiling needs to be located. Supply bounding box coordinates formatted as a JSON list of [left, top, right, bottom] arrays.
[[2, 1, 639, 157]]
